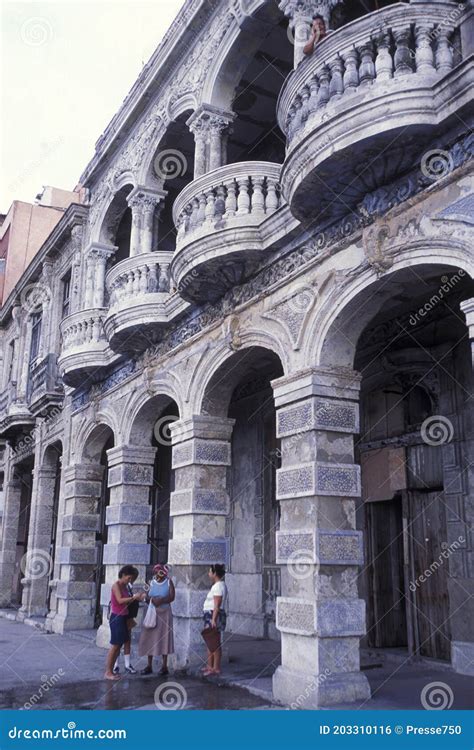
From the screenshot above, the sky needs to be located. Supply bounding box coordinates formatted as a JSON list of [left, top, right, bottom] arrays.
[[1, 0, 185, 213]]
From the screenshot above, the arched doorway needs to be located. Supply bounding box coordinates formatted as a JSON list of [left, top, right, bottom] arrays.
[[320, 263, 474, 665], [200, 346, 284, 669]]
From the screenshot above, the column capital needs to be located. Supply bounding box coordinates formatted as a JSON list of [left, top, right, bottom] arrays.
[[85, 241, 117, 262], [106, 445, 157, 468], [461, 297, 474, 329], [272, 366, 361, 407], [186, 105, 235, 136], [170, 415, 235, 445], [127, 186, 167, 212], [279, 0, 341, 24]]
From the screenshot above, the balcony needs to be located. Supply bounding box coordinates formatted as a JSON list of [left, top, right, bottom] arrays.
[[171, 162, 290, 303], [277, 2, 473, 225], [27, 353, 63, 417], [0, 383, 35, 441], [58, 309, 119, 388], [103, 253, 188, 352]]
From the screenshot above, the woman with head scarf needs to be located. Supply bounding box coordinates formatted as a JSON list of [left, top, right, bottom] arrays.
[[138, 563, 175, 675]]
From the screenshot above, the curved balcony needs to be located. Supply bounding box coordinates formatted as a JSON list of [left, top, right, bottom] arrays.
[[277, 2, 473, 225], [104, 253, 187, 352], [0, 383, 35, 441], [58, 309, 119, 388], [171, 162, 287, 303]]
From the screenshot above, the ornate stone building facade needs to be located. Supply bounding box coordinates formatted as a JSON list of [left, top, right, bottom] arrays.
[[0, 0, 473, 707]]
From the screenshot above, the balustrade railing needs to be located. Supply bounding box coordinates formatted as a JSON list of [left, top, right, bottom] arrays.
[[173, 162, 283, 247], [278, 2, 464, 143], [106, 253, 172, 309], [60, 308, 107, 353]]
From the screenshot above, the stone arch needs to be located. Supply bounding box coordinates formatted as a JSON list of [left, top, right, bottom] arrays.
[[94, 183, 134, 254], [78, 421, 116, 464], [125, 389, 182, 447], [305, 248, 474, 369]]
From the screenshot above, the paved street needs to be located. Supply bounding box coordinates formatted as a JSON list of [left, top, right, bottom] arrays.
[[0, 619, 472, 711]]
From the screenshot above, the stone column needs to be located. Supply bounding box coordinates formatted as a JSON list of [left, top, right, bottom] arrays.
[[271, 367, 370, 708], [168, 416, 234, 669], [127, 188, 166, 256], [279, 0, 340, 68], [0, 473, 22, 607], [83, 243, 116, 309], [96, 445, 155, 647], [19, 463, 58, 617], [461, 298, 474, 369], [51, 464, 103, 633], [187, 107, 235, 179]]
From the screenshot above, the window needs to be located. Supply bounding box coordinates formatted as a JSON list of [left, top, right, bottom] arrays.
[[29, 311, 42, 365], [61, 270, 71, 319], [7, 340, 15, 381]]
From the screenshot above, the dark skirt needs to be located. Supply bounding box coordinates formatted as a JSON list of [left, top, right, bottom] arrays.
[[109, 614, 130, 646], [203, 610, 226, 633]]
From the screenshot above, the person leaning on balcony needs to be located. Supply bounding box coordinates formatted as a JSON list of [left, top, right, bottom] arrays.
[[303, 15, 326, 57], [104, 565, 145, 681]]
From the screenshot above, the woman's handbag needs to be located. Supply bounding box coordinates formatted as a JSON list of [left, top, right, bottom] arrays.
[[143, 601, 157, 629], [201, 626, 220, 653]]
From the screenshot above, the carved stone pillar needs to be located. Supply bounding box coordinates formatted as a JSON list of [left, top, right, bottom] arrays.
[[50, 464, 103, 633], [19, 463, 58, 617], [127, 188, 166, 257], [83, 243, 116, 309], [0, 473, 22, 607], [96, 445, 155, 647], [271, 367, 370, 708], [168, 416, 234, 668], [461, 298, 474, 369], [279, 0, 342, 67], [187, 106, 235, 179]]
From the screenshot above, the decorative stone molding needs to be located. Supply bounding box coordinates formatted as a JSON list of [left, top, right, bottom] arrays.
[[276, 397, 359, 436], [277, 461, 361, 499], [61, 514, 100, 532], [102, 543, 151, 565], [276, 596, 366, 636], [172, 439, 232, 468], [168, 537, 230, 565], [105, 504, 152, 526], [316, 529, 363, 565], [170, 488, 230, 517], [276, 597, 317, 635], [276, 530, 316, 563], [56, 547, 98, 565]]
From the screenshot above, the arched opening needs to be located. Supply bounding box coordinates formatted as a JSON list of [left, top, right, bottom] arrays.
[[210, 5, 292, 165], [42, 441, 62, 613], [202, 346, 284, 674], [81, 423, 115, 628], [322, 263, 474, 663], [149, 112, 195, 254], [99, 184, 134, 270], [128, 394, 180, 578], [12, 457, 34, 606]]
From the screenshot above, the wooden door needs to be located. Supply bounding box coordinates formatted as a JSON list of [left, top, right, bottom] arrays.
[[408, 490, 450, 660], [366, 497, 407, 648]]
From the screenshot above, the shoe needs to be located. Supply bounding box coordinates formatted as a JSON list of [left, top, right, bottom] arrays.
[[140, 666, 153, 675], [125, 665, 137, 674], [158, 667, 169, 676], [112, 666, 120, 675]]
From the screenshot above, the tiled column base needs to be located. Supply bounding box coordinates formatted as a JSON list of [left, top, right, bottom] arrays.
[[272, 367, 370, 708], [49, 464, 103, 633], [0, 477, 23, 607], [96, 445, 155, 648], [168, 416, 234, 669]]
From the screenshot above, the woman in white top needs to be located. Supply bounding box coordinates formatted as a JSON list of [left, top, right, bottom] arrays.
[[202, 564, 228, 676]]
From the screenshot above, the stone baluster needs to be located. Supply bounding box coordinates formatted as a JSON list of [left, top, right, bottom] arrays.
[[374, 31, 393, 81], [394, 28, 414, 76], [435, 27, 454, 74], [271, 367, 370, 708], [168, 416, 234, 668], [308, 74, 320, 114], [92, 315, 102, 343], [343, 48, 359, 92], [236, 177, 251, 215], [158, 263, 170, 293], [225, 181, 237, 218], [329, 56, 345, 99], [148, 262, 158, 293], [197, 193, 207, 226], [299, 85, 311, 123], [139, 266, 149, 295], [266, 178, 279, 213], [287, 104, 297, 139], [359, 42, 376, 86], [415, 24, 436, 76], [214, 185, 227, 221], [204, 190, 216, 226], [317, 65, 331, 107], [252, 177, 266, 217], [292, 95, 304, 133]]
